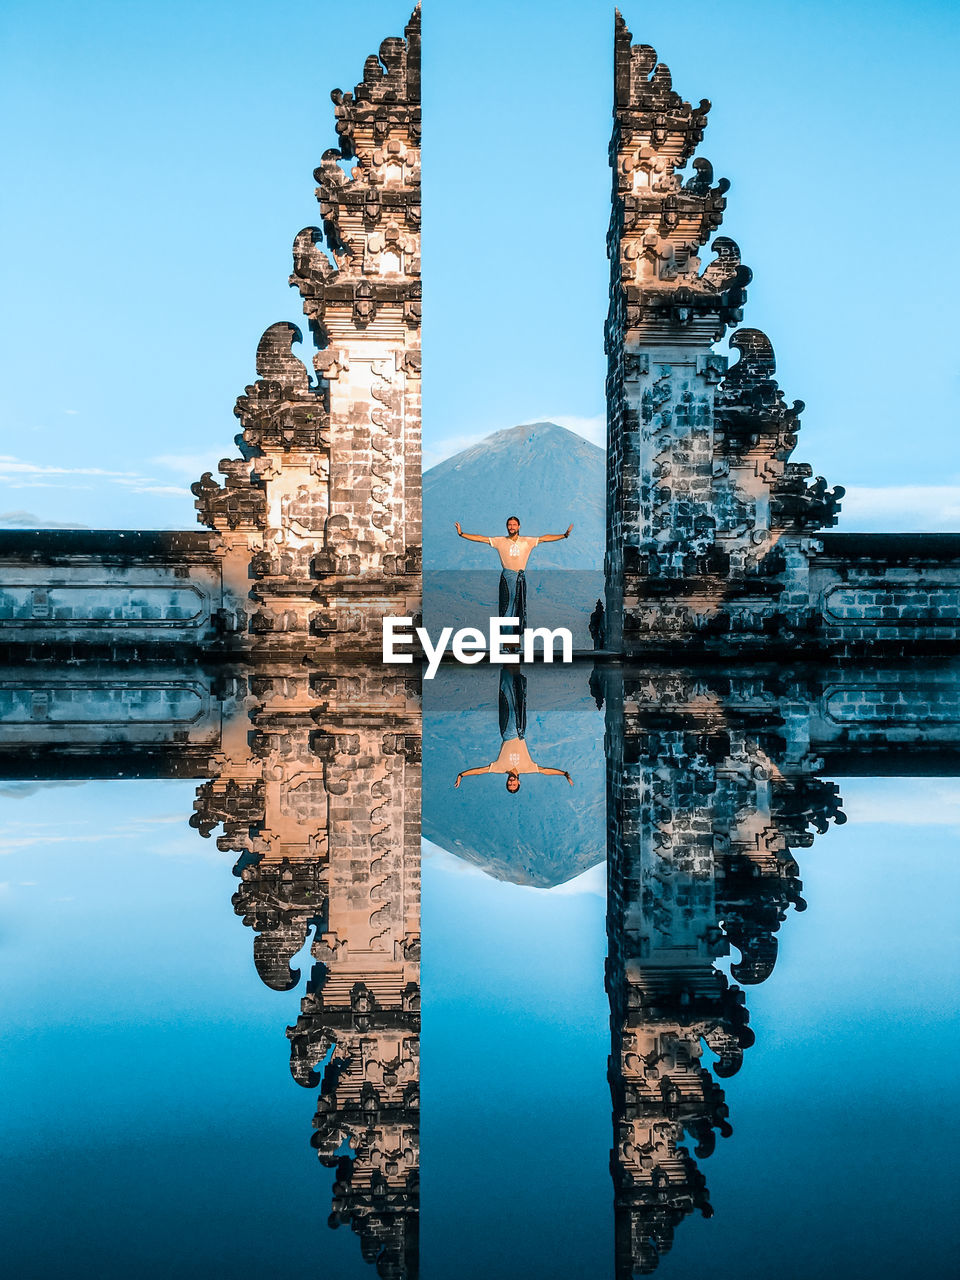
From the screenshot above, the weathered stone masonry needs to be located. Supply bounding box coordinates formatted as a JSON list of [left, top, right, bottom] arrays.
[[193, 5, 421, 654], [0, 531, 225, 661], [0, 9, 422, 660], [605, 12, 959, 656]]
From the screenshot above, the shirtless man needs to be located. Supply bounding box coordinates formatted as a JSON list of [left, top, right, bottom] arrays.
[[454, 515, 574, 631], [454, 669, 573, 794]]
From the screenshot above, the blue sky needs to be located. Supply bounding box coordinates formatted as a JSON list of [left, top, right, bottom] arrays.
[[1, 0, 958, 529]]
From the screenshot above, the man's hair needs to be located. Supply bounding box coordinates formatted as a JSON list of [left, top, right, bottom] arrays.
[[505, 515, 521, 527]]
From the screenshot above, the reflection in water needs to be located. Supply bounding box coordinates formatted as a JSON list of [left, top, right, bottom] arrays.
[[602, 669, 838, 1273], [428, 659, 960, 1274], [455, 669, 573, 792], [191, 666, 422, 1279], [2, 657, 959, 1277], [424, 664, 604, 886]]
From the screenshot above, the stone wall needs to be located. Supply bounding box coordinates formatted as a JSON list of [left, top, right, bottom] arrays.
[[0, 660, 232, 779], [811, 534, 960, 654], [0, 531, 224, 656], [604, 665, 828, 1274]]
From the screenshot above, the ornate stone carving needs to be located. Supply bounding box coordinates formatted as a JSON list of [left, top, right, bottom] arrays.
[[192, 6, 421, 655], [191, 659, 421, 1277], [604, 665, 847, 1274], [606, 12, 842, 651]]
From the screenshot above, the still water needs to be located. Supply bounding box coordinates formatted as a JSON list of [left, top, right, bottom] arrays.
[[1, 661, 958, 1279]]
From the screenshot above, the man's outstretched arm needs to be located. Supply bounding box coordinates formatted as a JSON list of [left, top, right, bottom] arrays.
[[455, 765, 492, 787], [536, 766, 574, 785], [454, 522, 491, 544], [536, 524, 574, 544]]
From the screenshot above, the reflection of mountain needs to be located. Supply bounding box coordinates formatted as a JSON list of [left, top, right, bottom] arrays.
[[423, 423, 604, 570], [422, 665, 605, 887]]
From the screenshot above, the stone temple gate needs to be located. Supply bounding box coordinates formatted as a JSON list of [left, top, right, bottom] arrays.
[[605, 12, 960, 657], [0, 5, 422, 664], [0, 8, 957, 661], [1, 9, 958, 1280]]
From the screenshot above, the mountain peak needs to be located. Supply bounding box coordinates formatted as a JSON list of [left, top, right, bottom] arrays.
[[428, 420, 600, 476], [423, 421, 604, 569]]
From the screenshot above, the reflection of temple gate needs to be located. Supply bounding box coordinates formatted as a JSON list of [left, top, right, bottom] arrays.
[[4, 655, 960, 1279], [602, 662, 960, 1274], [0, 658, 422, 1279], [198, 665, 422, 1280]]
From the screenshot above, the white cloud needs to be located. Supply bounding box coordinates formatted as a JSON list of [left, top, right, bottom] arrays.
[[0, 830, 109, 854], [150, 452, 224, 479], [0, 780, 87, 798], [0, 456, 139, 479], [841, 779, 960, 827], [126, 815, 188, 827], [0, 816, 220, 863], [118, 482, 187, 496], [0, 509, 89, 529], [0, 454, 190, 498], [836, 485, 960, 532]]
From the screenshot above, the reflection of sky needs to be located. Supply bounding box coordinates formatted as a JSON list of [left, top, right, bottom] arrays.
[[421, 786, 960, 1279], [421, 840, 611, 1276], [666, 789, 960, 1280], [1, 779, 958, 1277], [0, 781, 367, 1279]]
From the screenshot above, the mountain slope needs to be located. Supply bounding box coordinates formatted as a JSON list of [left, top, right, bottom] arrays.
[[423, 422, 604, 570]]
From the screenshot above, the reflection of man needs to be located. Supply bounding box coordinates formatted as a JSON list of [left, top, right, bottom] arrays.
[[454, 515, 574, 632], [589, 598, 605, 649], [454, 669, 573, 794]]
